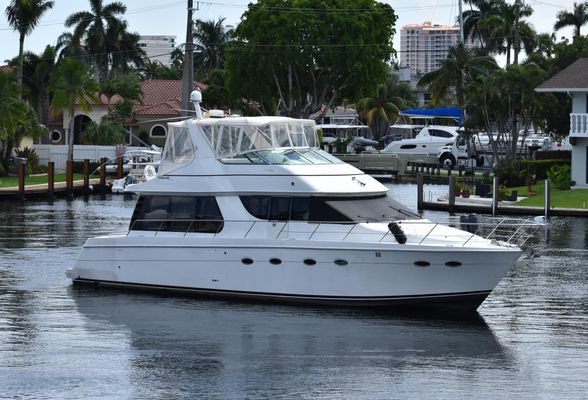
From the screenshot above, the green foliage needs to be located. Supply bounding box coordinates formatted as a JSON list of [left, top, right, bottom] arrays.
[[226, 0, 397, 118], [193, 18, 234, 75], [418, 43, 497, 110], [356, 84, 399, 141], [49, 58, 99, 160], [64, 0, 144, 79], [0, 71, 28, 142], [14, 147, 39, 172], [547, 164, 573, 190], [81, 121, 126, 145], [202, 85, 229, 109], [494, 160, 525, 187], [520, 159, 571, 180], [72, 161, 101, 174]]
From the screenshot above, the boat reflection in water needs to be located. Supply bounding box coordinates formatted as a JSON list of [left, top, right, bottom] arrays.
[[71, 287, 511, 398]]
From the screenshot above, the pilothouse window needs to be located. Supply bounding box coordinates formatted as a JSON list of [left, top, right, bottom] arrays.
[[160, 126, 194, 174]]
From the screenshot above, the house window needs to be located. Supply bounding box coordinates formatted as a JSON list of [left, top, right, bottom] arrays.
[[150, 124, 167, 137], [51, 130, 62, 143]]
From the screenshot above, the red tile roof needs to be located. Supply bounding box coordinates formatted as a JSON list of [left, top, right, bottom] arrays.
[[0, 65, 15, 73], [137, 80, 207, 116]]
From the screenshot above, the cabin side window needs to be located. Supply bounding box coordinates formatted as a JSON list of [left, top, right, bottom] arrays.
[[130, 195, 223, 233], [240, 196, 351, 222], [240, 195, 418, 223], [429, 129, 454, 138]]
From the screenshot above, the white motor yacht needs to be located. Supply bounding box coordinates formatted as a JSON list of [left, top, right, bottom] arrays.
[[67, 92, 532, 312], [382, 125, 460, 159]]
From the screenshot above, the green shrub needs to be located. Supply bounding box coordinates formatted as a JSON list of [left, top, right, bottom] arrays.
[[547, 164, 573, 190], [72, 161, 102, 174], [520, 159, 570, 180], [494, 160, 525, 187]]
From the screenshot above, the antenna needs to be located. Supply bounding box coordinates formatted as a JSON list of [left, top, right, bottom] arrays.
[[190, 90, 203, 119]]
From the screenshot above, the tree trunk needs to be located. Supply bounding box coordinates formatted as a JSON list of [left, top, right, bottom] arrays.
[[67, 111, 75, 161], [17, 34, 25, 99]]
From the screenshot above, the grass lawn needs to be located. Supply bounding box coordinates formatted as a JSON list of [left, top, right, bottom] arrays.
[[510, 181, 588, 209], [0, 173, 85, 188]]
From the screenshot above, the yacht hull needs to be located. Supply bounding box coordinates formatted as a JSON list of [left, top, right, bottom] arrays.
[[68, 236, 521, 312]]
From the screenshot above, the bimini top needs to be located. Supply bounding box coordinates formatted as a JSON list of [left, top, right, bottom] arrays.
[[400, 107, 462, 125]]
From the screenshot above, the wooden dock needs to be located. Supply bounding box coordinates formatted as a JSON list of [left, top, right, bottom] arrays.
[[0, 178, 106, 199], [416, 173, 588, 218]]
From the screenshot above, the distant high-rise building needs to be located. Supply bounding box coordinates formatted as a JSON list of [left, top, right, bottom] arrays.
[[138, 35, 177, 66], [399, 21, 478, 79]]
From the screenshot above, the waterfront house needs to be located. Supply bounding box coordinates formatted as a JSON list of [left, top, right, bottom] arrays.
[[46, 80, 207, 148], [536, 58, 588, 189]]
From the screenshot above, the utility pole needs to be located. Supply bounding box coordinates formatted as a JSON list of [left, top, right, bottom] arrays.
[[514, 0, 521, 65], [458, 0, 464, 44], [181, 0, 196, 117]]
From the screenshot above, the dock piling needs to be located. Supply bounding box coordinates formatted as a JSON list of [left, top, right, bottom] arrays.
[[448, 175, 456, 214], [545, 179, 551, 218], [83, 159, 90, 194], [99, 157, 107, 192], [66, 160, 73, 196], [47, 162, 54, 196], [492, 177, 499, 216], [116, 157, 123, 179], [417, 173, 424, 212], [17, 162, 25, 201]]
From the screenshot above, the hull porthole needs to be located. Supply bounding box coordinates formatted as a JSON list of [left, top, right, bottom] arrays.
[[303, 258, 316, 266], [269, 258, 282, 265], [334, 259, 348, 266], [445, 261, 462, 267], [241, 258, 254, 265], [414, 261, 431, 267]]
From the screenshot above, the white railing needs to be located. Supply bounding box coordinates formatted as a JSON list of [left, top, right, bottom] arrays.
[[126, 217, 543, 249], [570, 113, 588, 136]]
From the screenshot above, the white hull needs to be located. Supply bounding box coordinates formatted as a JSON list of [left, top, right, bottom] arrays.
[[68, 234, 521, 311]]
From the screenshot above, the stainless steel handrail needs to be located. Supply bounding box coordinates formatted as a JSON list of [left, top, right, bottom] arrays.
[[125, 217, 543, 248]]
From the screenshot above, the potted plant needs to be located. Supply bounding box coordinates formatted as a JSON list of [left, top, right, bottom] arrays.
[[461, 184, 471, 198], [525, 174, 536, 196], [454, 181, 462, 197]]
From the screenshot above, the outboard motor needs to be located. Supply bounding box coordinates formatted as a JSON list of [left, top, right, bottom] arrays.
[[388, 222, 407, 244]]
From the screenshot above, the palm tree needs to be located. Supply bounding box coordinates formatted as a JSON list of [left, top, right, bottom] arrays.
[[107, 22, 145, 77], [49, 59, 99, 161], [554, 2, 588, 41], [0, 71, 30, 160], [480, 1, 535, 66], [356, 84, 400, 141], [462, 0, 504, 54], [56, 31, 87, 59], [170, 46, 184, 70], [417, 43, 497, 120], [65, 0, 127, 79], [193, 18, 234, 74], [5, 0, 55, 98]]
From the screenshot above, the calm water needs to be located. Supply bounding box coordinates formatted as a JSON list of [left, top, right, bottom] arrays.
[[1, 184, 587, 399]]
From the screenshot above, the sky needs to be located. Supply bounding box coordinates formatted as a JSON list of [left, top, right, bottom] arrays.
[[0, 0, 581, 66]]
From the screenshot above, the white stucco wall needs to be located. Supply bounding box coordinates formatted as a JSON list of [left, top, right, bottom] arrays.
[[571, 138, 588, 189], [572, 93, 587, 113]]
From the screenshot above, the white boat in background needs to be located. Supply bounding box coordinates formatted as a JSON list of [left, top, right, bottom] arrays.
[[381, 125, 460, 163], [67, 91, 537, 312], [111, 149, 161, 194]]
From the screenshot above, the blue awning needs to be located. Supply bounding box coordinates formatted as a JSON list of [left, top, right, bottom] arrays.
[[399, 107, 462, 124]]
